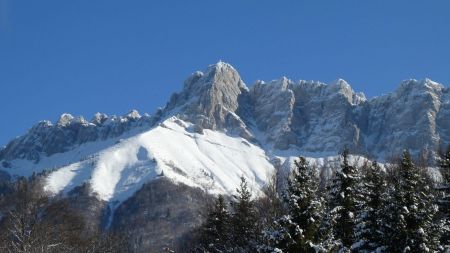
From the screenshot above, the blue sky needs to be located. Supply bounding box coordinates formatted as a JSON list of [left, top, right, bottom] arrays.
[[0, 1, 449, 145]]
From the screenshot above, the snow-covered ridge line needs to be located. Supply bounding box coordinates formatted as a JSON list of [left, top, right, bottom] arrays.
[[0, 110, 154, 163], [2, 62, 449, 164]]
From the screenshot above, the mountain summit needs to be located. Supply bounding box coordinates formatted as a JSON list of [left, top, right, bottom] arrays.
[[162, 62, 252, 138]]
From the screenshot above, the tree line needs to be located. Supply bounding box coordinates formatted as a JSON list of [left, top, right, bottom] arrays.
[[190, 149, 450, 253], [0, 148, 449, 252]]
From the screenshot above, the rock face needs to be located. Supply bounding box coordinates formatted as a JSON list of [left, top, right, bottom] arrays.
[[163, 62, 253, 139], [159, 63, 450, 160], [245, 77, 449, 159], [249, 78, 296, 149], [248, 78, 367, 151], [0, 111, 152, 162], [364, 79, 448, 158], [1, 62, 449, 163]]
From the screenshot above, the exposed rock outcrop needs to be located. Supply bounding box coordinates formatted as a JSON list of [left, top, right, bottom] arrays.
[[0, 111, 152, 162]]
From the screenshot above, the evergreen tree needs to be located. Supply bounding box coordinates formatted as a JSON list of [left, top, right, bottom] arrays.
[[327, 149, 360, 251], [198, 195, 231, 253], [262, 157, 324, 253], [438, 146, 450, 250], [440, 146, 450, 187], [353, 162, 388, 252], [230, 176, 258, 252], [386, 151, 439, 252]]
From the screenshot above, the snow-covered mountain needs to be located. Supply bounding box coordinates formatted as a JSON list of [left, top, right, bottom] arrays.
[[0, 61, 449, 205]]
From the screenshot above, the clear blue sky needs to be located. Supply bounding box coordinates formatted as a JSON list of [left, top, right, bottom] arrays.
[[1, 1, 449, 146]]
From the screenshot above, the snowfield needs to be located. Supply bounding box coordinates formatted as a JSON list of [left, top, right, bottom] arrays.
[[40, 117, 275, 203]]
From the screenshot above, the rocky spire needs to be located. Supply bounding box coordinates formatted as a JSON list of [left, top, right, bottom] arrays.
[[163, 62, 252, 138]]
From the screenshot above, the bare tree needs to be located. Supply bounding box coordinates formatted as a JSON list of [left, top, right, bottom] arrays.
[[0, 178, 86, 253]]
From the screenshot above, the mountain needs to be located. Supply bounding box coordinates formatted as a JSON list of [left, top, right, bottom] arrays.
[[0, 62, 449, 251]]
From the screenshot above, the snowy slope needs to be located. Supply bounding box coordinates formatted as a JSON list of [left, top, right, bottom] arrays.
[[2, 116, 378, 205], [40, 117, 274, 203], [0, 115, 376, 205]]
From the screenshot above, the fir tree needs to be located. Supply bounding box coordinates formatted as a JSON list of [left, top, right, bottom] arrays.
[[230, 176, 258, 252], [326, 148, 360, 251], [199, 195, 231, 253], [438, 146, 450, 250], [286, 157, 324, 252], [386, 151, 439, 252], [353, 162, 388, 252], [262, 157, 324, 253], [440, 146, 450, 186]]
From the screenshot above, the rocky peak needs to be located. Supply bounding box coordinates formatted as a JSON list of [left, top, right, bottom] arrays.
[[56, 113, 90, 127], [422, 78, 445, 91], [250, 78, 293, 99], [125, 110, 141, 121], [178, 61, 246, 99], [57, 113, 75, 126], [397, 78, 444, 95], [327, 79, 366, 105], [0, 110, 153, 162], [32, 120, 53, 130], [391, 79, 443, 108], [387, 79, 444, 113], [407, 78, 443, 97], [330, 78, 351, 90], [91, 113, 108, 125], [163, 62, 251, 137], [200, 61, 247, 112]]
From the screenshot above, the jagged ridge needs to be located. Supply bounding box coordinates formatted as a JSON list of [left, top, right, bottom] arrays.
[[1, 62, 449, 164], [0, 110, 152, 163]]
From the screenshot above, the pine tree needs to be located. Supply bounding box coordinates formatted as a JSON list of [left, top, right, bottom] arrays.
[[325, 148, 360, 251], [440, 146, 450, 187], [230, 176, 258, 252], [198, 195, 231, 253], [288, 157, 324, 252], [353, 162, 388, 252], [386, 151, 439, 252], [261, 157, 324, 253], [438, 146, 450, 250]]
